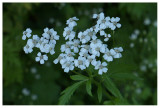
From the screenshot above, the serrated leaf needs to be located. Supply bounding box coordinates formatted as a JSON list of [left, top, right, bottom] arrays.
[[70, 75, 88, 81], [58, 81, 84, 105], [103, 75, 122, 99], [97, 84, 102, 102], [86, 80, 92, 96]]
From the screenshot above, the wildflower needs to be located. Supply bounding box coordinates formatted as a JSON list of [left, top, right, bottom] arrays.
[[35, 52, 48, 64], [86, 28, 97, 40], [110, 17, 121, 30], [85, 55, 96, 67], [62, 61, 74, 72], [70, 39, 80, 53], [113, 47, 123, 58], [23, 44, 33, 54], [74, 56, 87, 70], [66, 17, 79, 28], [63, 27, 75, 40], [61, 41, 72, 53], [22, 28, 32, 40], [27, 35, 40, 48], [92, 12, 104, 20], [97, 16, 111, 29], [103, 48, 116, 62], [53, 54, 65, 64], [78, 31, 90, 43], [95, 61, 108, 75]]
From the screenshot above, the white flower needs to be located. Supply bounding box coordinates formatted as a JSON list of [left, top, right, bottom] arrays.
[[97, 16, 111, 29], [61, 41, 71, 53], [91, 44, 106, 57], [66, 17, 79, 28], [60, 52, 75, 65], [42, 28, 50, 39], [95, 61, 108, 75], [23, 44, 33, 54], [35, 52, 48, 64], [74, 56, 87, 70], [70, 39, 80, 53], [86, 28, 97, 40], [113, 47, 123, 58], [63, 27, 75, 40], [78, 31, 90, 43], [110, 17, 121, 30], [36, 37, 48, 48], [79, 51, 89, 58], [103, 48, 116, 62], [53, 54, 65, 64], [62, 61, 74, 72], [104, 34, 111, 41], [85, 55, 96, 67], [92, 12, 104, 20], [90, 39, 102, 48], [27, 35, 40, 48], [80, 45, 90, 53], [22, 28, 32, 40]]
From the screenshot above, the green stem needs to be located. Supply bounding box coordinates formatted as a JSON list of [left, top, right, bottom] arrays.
[[72, 70, 113, 100]]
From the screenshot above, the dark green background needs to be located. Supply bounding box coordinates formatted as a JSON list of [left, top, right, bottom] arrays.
[[3, 3, 157, 105]]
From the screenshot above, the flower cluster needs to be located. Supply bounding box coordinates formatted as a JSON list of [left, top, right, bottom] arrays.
[[22, 27, 60, 64], [53, 12, 123, 75], [22, 12, 123, 75]]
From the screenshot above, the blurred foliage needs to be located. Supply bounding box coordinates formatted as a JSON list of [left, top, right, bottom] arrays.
[[3, 3, 157, 105]]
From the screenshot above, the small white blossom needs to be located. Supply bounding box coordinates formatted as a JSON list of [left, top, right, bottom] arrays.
[[66, 17, 79, 28], [74, 56, 87, 70], [35, 52, 48, 64], [78, 31, 90, 43], [23, 44, 33, 54], [95, 61, 108, 75], [70, 39, 80, 53], [103, 48, 116, 62], [62, 61, 74, 72], [61, 41, 72, 53], [63, 27, 75, 40], [85, 55, 96, 67], [22, 28, 32, 40], [110, 17, 121, 30], [53, 54, 65, 64], [113, 47, 123, 58]]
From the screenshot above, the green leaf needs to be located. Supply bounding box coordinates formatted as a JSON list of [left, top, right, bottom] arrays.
[[103, 75, 122, 99], [70, 75, 88, 81], [97, 84, 102, 102], [113, 98, 129, 105], [103, 100, 114, 105], [58, 81, 84, 105], [86, 80, 92, 96]]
